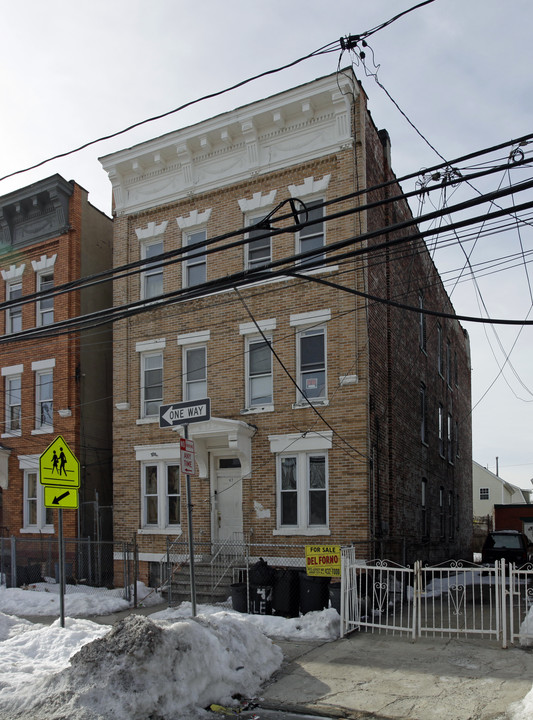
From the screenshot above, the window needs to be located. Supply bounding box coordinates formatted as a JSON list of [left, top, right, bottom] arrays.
[[141, 239, 164, 299], [184, 346, 207, 400], [419, 293, 426, 351], [480, 487, 490, 501], [37, 272, 54, 326], [446, 340, 452, 387], [246, 337, 273, 408], [184, 230, 206, 287], [245, 215, 271, 270], [421, 478, 428, 538], [438, 404, 445, 457], [141, 352, 163, 418], [141, 462, 181, 529], [35, 371, 53, 429], [6, 281, 22, 334], [447, 413, 454, 463], [420, 383, 427, 444], [5, 374, 21, 434], [448, 491, 454, 539], [439, 486, 445, 539], [24, 471, 53, 530], [437, 323, 443, 376], [297, 200, 324, 267], [278, 452, 328, 530], [297, 327, 326, 402]]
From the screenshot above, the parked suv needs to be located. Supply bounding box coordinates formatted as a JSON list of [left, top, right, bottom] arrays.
[[481, 530, 531, 565]]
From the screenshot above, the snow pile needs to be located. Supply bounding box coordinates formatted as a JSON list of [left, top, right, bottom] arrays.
[[0, 581, 162, 617], [0, 611, 283, 720], [154, 601, 340, 641]]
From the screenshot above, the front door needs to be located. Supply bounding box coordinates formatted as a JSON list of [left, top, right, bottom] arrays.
[[214, 458, 243, 543]]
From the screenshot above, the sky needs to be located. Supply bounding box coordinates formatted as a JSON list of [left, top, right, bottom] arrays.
[[0, 581, 532, 719], [1, 0, 533, 487]]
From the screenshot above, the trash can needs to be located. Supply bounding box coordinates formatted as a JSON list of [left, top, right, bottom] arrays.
[[230, 582, 248, 613], [299, 572, 330, 614], [329, 583, 341, 613], [272, 568, 300, 617], [249, 585, 273, 615]]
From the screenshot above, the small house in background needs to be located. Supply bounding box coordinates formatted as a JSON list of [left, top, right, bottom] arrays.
[[472, 460, 531, 551]]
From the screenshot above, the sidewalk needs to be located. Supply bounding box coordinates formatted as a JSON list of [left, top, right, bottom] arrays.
[[260, 631, 533, 720]]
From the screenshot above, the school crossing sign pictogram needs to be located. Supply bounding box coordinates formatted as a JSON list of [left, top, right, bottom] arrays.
[[40, 436, 80, 510]]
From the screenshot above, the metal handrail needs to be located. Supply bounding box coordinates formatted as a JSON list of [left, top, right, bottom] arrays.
[[211, 532, 249, 591]]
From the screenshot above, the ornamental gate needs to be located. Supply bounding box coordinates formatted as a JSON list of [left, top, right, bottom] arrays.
[[340, 551, 533, 648]]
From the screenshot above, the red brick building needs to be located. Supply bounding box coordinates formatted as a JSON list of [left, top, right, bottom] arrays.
[[0, 175, 113, 548], [100, 69, 472, 579]]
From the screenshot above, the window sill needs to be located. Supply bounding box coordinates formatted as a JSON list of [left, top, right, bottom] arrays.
[[136, 417, 159, 425], [2, 430, 21, 438], [31, 427, 54, 435], [292, 399, 329, 410], [138, 526, 182, 535], [295, 265, 339, 275], [20, 526, 55, 534], [273, 527, 331, 537], [240, 404, 274, 415]]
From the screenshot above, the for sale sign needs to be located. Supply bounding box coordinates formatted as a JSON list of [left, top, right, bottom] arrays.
[[305, 545, 341, 577]]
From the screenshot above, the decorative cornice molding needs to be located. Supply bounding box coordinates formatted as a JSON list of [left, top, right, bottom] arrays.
[[100, 71, 359, 216]]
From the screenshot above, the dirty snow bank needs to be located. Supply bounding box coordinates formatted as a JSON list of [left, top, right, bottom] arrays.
[[0, 612, 283, 720]]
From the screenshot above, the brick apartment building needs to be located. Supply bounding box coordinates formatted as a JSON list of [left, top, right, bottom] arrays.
[[100, 68, 472, 580], [0, 175, 113, 549]]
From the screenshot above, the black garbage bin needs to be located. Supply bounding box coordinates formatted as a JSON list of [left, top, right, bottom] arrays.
[[272, 568, 300, 617], [231, 582, 248, 613], [249, 585, 273, 615], [299, 572, 330, 613]]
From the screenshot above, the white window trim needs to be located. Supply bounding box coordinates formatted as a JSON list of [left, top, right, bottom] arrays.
[[5, 278, 23, 335], [244, 212, 273, 271], [31, 254, 57, 273], [3, 372, 22, 438], [177, 210, 212, 291], [183, 344, 207, 402], [140, 237, 164, 300], [136, 338, 166, 353], [19, 456, 53, 533], [181, 228, 207, 289], [139, 350, 163, 421], [32, 366, 54, 434], [177, 331, 210, 346], [238, 190, 277, 214], [293, 324, 328, 408], [139, 458, 181, 534], [239, 319, 276, 335], [290, 310, 331, 327], [2, 364, 23, 376], [273, 449, 330, 536], [32, 358, 56, 371], [243, 334, 274, 413], [288, 175, 331, 198], [35, 269, 54, 327]]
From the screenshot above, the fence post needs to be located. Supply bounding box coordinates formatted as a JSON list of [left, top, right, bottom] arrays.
[[123, 543, 131, 602], [501, 559, 508, 649], [413, 560, 421, 642], [133, 535, 138, 608], [10, 536, 16, 588]]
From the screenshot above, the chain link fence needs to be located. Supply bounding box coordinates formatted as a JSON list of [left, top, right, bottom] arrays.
[[0, 535, 134, 599]]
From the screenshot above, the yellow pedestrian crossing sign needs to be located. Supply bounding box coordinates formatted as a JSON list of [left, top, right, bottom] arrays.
[[44, 486, 79, 509], [39, 435, 80, 489]]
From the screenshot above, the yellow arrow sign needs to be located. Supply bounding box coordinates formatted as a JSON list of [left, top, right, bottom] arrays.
[[39, 435, 80, 488], [44, 486, 79, 509]]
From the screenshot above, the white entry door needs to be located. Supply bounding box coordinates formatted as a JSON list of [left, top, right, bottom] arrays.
[[214, 459, 243, 543]]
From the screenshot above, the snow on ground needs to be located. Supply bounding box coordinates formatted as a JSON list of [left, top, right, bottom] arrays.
[[0, 582, 338, 720]]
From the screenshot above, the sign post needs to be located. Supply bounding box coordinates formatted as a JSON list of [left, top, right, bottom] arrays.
[[39, 435, 80, 628], [160, 398, 210, 617]]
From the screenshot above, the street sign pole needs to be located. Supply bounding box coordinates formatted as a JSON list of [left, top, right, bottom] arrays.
[[184, 423, 197, 617], [58, 509, 65, 628]]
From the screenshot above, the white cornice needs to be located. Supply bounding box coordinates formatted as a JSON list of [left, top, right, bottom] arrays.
[[100, 71, 358, 216]]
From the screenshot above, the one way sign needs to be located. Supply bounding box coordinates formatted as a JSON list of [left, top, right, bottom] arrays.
[[159, 398, 211, 428]]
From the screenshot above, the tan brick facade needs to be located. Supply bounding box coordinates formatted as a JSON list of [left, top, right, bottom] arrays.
[[102, 70, 472, 570]]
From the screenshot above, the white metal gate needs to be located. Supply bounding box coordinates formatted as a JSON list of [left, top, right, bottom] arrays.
[[340, 551, 533, 648]]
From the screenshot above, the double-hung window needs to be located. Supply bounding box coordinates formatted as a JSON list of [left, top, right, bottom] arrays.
[[278, 453, 328, 530], [141, 352, 163, 418], [184, 346, 207, 401], [420, 382, 427, 444], [6, 281, 22, 334], [5, 374, 21, 434], [246, 215, 271, 270], [419, 292, 426, 352], [297, 200, 324, 267], [184, 230, 207, 287], [246, 337, 273, 408], [35, 370, 53, 430], [141, 239, 164, 299], [438, 404, 445, 457], [37, 272, 54, 326], [141, 462, 181, 530], [298, 327, 326, 402], [20, 456, 53, 532]]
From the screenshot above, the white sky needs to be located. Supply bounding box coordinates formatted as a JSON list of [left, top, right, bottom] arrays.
[[1, 0, 533, 487]]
